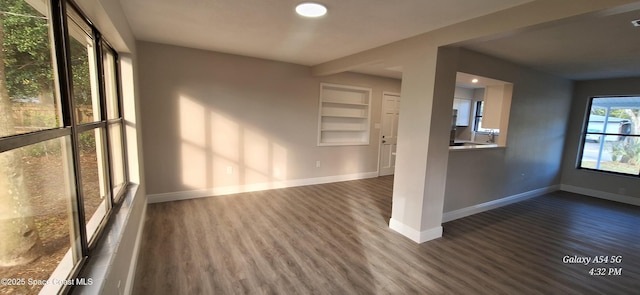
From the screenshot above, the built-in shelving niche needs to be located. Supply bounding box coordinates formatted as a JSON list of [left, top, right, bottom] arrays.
[[318, 83, 372, 146]]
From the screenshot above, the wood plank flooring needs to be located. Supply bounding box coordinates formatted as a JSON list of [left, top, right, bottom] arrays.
[[133, 176, 640, 294]]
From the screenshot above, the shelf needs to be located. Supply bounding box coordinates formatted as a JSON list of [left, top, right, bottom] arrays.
[[318, 142, 369, 146], [318, 131, 369, 145], [318, 83, 372, 146], [321, 128, 366, 132], [322, 100, 369, 106], [320, 114, 367, 119]]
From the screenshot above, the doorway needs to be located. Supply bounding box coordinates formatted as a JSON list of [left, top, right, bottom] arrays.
[[379, 92, 400, 176]]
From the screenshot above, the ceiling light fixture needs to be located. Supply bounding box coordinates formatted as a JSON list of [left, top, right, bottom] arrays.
[[632, 19, 640, 27], [472, 79, 479, 83], [296, 2, 327, 18]]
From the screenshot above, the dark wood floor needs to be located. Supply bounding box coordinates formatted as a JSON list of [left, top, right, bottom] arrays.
[[133, 176, 640, 294]]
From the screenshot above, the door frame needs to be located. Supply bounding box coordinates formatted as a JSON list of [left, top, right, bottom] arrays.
[[377, 91, 401, 176]]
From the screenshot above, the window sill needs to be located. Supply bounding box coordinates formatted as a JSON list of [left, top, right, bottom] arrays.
[[72, 183, 142, 295], [577, 167, 640, 179]]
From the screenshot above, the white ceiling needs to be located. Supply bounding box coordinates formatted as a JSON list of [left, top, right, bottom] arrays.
[[460, 5, 640, 80], [456, 72, 510, 89], [119, 0, 531, 66], [119, 0, 640, 81]]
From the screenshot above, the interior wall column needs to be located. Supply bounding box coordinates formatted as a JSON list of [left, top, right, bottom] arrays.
[[389, 46, 458, 243]]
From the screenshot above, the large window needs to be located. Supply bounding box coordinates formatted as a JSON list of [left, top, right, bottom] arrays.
[[0, 1, 127, 294], [579, 96, 640, 176]]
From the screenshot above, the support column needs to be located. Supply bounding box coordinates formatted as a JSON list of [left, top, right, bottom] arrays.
[[389, 46, 458, 243]]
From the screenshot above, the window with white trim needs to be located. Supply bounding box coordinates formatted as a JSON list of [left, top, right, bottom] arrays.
[[473, 101, 499, 134]]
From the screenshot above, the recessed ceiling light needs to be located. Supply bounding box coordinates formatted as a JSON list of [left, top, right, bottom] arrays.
[[296, 2, 327, 18], [632, 19, 640, 27], [472, 79, 479, 83]]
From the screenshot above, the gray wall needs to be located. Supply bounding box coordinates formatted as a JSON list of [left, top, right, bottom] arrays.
[[137, 42, 401, 196], [560, 77, 640, 199], [444, 49, 574, 212]]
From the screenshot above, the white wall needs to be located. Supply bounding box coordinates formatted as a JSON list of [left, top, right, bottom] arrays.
[[454, 86, 474, 99], [444, 48, 573, 213], [560, 77, 640, 201], [137, 42, 401, 200]]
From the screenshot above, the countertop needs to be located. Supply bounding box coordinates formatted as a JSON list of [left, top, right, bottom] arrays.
[[449, 141, 501, 151]]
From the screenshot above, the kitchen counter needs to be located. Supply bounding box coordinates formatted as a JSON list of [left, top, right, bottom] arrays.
[[449, 141, 501, 151]]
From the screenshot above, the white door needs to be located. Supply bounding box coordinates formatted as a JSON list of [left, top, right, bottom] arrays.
[[379, 93, 400, 176]]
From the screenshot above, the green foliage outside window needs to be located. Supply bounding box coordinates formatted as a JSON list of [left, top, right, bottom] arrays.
[[611, 138, 640, 165], [1, 0, 55, 102]]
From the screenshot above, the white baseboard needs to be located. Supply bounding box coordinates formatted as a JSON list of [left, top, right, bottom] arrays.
[[389, 218, 443, 243], [124, 201, 147, 295], [442, 185, 560, 223], [147, 172, 379, 203], [560, 184, 640, 206]]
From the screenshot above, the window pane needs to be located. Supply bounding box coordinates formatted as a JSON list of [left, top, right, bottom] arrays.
[[581, 138, 640, 175], [109, 122, 126, 198], [609, 137, 640, 174], [103, 48, 120, 119], [581, 97, 640, 175], [67, 7, 99, 124], [474, 101, 499, 133], [0, 137, 81, 295], [476, 117, 499, 134], [0, 0, 62, 136], [78, 128, 109, 241]]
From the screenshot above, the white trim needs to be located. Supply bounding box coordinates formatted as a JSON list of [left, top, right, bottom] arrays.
[[560, 184, 640, 206], [442, 185, 559, 223], [378, 91, 401, 177], [123, 202, 147, 295], [419, 225, 443, 243], [85, 200, 108, 242], [147, 172, 379, 203], [389, 218, 443, 243], [40, 248, 75, 295]]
